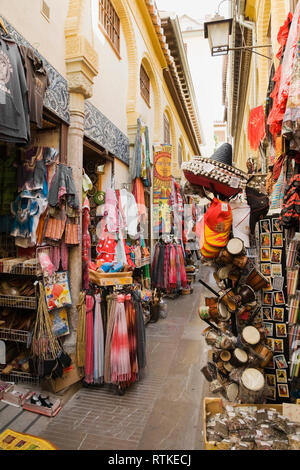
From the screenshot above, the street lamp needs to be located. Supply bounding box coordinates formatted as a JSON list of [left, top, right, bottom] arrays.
[[204, 2, 272, 60], [204, 14, 233, 56]]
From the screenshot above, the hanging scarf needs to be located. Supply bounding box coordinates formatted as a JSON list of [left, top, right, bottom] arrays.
[[163, 244, 170, 290], [122, 295, 138, 386], [169, 244, 177, 289], [84, 294, 94, 384], [177, 244, 188, 288], [104, 295, 117, 383], [93, 293, 104, 384], [131, 290, 146, 371], [76, 291, 86, 368], [110, 295, 131, 384]]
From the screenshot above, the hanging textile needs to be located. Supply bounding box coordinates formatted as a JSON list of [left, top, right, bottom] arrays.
[[84, 295, 94, 384], [267, 13, 294, 141], [248, 106, 266, 150], [282, 34, 300, 149], [110, 294, 131, 384], [93, 293, 104, 384], [76, 292, 86, 368]]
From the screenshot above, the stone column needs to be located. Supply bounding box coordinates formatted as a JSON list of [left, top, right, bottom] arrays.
[[63, 0, 99, 354], [63, 93, 85, 353]]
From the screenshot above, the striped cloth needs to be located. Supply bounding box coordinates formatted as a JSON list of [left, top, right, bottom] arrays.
[[93, 293, 104, 384], [110, 295, 131, 384]]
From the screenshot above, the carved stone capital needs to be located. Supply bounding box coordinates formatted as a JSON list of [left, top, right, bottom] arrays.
[[65, 35, 99, 99]]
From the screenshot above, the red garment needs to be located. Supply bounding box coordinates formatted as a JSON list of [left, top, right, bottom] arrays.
[[273, 154, 285, 182], [248, 106, 266, 150], [133, 178, 146, 222], [96, 229, 117, 263]]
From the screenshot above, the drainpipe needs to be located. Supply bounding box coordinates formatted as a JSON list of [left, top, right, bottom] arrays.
[[237, 15, 256, 108]]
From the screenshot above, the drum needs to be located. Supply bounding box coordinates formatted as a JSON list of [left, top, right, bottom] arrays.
[[242, 326, 261, 346], [232, 254, 248, 269], [217, 265, 233, 280], [240, 368, 265, 403], [226, 382, 240, 402], [227, 238, 245, 256], [220, 350, 231, 362], [253, 343, 273, 368], [217, 300, 231, 321], [238, 285, 256, 305], [219, 289, 241, 313], [224, 362, 234, 373], [246, 268, 269, 291], [218, 248, 234, 265], [198, 305, 218, 321], [230, 348, 249, 367]]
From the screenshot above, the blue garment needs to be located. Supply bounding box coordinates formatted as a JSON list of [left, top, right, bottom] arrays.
[[10, 195, 39, 238]]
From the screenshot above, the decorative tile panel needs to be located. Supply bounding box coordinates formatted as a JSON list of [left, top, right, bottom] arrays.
[[84, 101, 129, 165]]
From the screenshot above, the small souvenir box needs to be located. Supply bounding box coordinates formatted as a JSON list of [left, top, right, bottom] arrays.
[[2, 385, 31, 407], [0, 380, 14, 400], [22, 391, 61, 417]]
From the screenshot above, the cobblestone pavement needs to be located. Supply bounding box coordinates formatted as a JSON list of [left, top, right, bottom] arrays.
[[0, 282, 210, 450]]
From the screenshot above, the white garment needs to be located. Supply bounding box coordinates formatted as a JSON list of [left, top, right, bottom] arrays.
[[120, 189, 138, 238], [230, 193, 251, 248]]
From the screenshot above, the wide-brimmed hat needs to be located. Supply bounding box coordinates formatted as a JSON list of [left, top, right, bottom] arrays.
[[182, 143, 248, 198], [210, 143, 232, 166]]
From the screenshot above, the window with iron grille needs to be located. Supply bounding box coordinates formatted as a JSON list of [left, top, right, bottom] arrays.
[[164, 114, 171, 144], [178, 142, 183, 168], [140, 65, 150, 106], [99, 0, 120, 55]]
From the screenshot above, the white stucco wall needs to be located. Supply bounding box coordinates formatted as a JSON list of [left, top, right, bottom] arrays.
[[1, 0, 68, 78]]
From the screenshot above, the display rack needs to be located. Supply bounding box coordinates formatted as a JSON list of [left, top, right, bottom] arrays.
[[0, 294, 37, 310], [0, 328, 30, 343], [0, 369, 40, 385]]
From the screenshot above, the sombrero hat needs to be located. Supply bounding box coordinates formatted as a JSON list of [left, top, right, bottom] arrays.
[[182, 143, 248, 198]]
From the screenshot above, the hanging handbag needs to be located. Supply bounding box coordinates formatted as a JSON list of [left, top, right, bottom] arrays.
[[246, 186, 270, 232]]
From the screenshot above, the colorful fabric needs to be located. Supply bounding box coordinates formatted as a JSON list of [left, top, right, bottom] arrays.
[[110, 295, 131, 384], [93, 294, 104, 384], [84, 295, 94, 384], [282, 32, 300, 148], [248, 106, 266, 150], [200, 197, 232, 258]]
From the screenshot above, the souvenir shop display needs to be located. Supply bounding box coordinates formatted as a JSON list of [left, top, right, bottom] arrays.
[[204, 397, 300, 450]]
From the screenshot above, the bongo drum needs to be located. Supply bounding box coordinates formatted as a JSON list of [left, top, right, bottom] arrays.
[[238, 285, 256, 305], [230, 348, 249, 367], [232, 254, 248, 269], [225, 382, 240, 402], [253, 343, 273, 368], [224, 362, 234, 373], [242, 326, 261, 346], [240, 368, 265, 403], [217, 300, 231, 321], [198, 305, 218, 321], [218, 248, 234, 265], [227, 238, 245, 256], [217, 265, 233, 280], [219, 289, 240, 313], [220, 350, 231, 362], [246, 268, 269, 291]]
